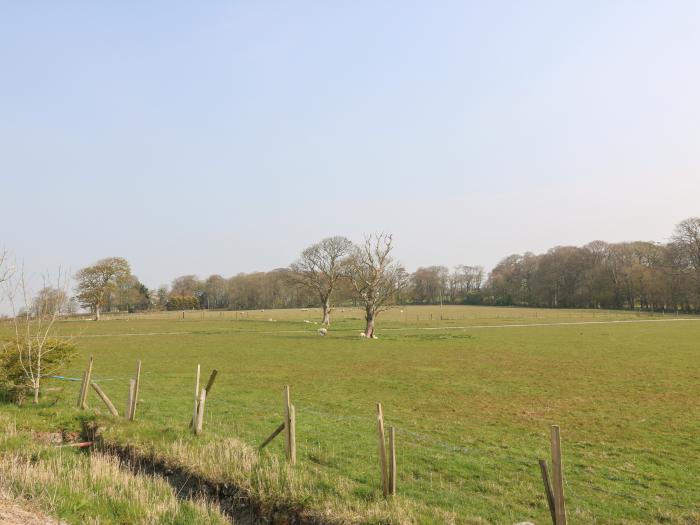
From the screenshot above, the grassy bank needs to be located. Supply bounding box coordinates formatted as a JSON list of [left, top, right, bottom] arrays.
[[0, 413, 230, 524]]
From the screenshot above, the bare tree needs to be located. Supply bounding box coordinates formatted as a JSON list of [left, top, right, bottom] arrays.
[[31, 286, 69, 317], [290, 236, 353, 325], [0, 250, 12, 285], [2, 267, 76, 404], [346, 234, 407, 338], [204, 274, 229, 309], [74, 257, 131, 320], [672, 217, 700, 274], [153, 285, 170, 310]]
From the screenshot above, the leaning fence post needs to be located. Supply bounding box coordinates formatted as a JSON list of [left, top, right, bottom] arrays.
[[90, 381, 119, 417], [551, 425, 567, 525], [538, 458, 556, 525], [259, 422, 285, 450], [376, 403, 389, 498]]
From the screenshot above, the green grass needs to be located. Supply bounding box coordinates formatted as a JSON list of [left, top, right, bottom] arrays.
[[1, 305, 699, 524]]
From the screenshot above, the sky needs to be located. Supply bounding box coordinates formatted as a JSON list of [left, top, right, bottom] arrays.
[[1, 1, 699, 293]]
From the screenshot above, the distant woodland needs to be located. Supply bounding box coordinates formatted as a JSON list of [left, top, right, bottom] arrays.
[[54, 217, 700, 316]]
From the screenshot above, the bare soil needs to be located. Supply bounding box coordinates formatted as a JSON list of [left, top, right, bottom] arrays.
[[0, 493, 64, 525]]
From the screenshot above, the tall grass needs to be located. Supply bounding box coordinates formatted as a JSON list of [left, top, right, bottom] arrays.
[[0, 415, 231, 525]]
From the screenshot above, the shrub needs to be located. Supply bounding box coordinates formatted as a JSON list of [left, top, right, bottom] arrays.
[[166, 295, 200, 310], [0, 337, 78, 404]]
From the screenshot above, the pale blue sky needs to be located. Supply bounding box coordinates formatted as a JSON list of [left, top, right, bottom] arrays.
[[1, 1, 699, 291]]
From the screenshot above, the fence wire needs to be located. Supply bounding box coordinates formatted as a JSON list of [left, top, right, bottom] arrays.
[[57, 365, 699, 518]]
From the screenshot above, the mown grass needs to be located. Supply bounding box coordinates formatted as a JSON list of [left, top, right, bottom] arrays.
[[1, 305, 699, 524]]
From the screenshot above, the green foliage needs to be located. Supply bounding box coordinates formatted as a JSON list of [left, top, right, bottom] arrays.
[[74, 257, 131, 315], [166, 295, 200, 310], [0, 337, 78, 404]]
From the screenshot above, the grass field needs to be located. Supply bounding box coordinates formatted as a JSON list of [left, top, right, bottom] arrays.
[[1, 305, 699, 524]]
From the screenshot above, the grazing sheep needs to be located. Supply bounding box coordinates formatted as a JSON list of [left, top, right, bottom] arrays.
[[359, 332, 366, 338], [318, 328, 327, 336]]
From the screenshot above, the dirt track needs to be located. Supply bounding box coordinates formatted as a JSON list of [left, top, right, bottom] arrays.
[[0, 493, 63, 525]]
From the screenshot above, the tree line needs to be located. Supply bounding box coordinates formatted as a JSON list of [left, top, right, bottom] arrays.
[[6, 220, 695, 403], [71, 237, 485, 324], [485, 217, 700, 312], [71, 234, 406, 337], [34, 216, 700, 327]]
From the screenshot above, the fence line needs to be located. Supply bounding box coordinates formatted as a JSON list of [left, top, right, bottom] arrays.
[[65, 359, 699, 520]]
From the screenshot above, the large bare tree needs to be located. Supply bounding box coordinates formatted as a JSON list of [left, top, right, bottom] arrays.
[[290, 236, 353, 325], [346, 233, 407, 338], [75, 257, 131, 320]]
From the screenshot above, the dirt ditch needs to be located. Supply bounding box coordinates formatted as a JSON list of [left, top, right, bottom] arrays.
[[82, 423, 330, 525]]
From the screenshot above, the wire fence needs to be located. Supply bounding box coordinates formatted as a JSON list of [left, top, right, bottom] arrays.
[[54, 305, 691, 325], [60, 364, 700, 522]]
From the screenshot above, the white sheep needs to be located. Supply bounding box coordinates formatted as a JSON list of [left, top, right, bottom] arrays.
[[318, 328, 327, 336], [359, 332, 366, 338]]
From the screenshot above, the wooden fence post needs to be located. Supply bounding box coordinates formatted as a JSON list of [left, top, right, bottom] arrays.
[[538, 458, 556, 525], [91, 381, 119, 417], [192, 364, 201, 428], [259, 423, 285, 449], [129, 360, 142, 421], [78, 356, 94, 408], [84, 356, 94, 408], [77, 371, 87, 408], [126, 379, 135, 419], [388, 426, 396, 496], [376, 403, 389, 498], [551, 425, 567, 525], [189, 369, 218, 427], [195, 388, 206, 435], [289, 404, 297, 465], [283, 385, 296, 464]]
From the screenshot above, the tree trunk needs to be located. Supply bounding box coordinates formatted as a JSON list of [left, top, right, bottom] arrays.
[[364, 310, 375, 338], [34, 356, 41, 404], [95, 304, 100, 321], [322, 299, 331, 326]]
